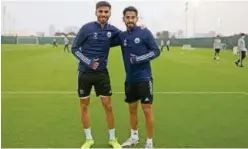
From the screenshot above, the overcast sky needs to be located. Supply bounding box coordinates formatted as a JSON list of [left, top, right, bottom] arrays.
[[1, 0, 248, 36]]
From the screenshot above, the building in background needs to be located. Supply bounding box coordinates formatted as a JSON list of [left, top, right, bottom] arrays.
[[64, 26, 79, 34], [49, 24, 56, 36], [36, 32, 45, 37], [194, 31, 216, 38]]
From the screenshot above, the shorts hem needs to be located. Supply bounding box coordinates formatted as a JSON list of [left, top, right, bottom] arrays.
[[79, 96, 90, 99], [97, 94, 112, 97]]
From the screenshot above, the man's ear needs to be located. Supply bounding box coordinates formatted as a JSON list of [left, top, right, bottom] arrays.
[[122, 17, 125, 22]]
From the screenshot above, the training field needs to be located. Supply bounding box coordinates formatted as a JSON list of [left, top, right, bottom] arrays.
[[1, 44, 248, 148]]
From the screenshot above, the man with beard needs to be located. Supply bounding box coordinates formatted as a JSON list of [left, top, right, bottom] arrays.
[[111, 6, 160, 149], [71, 1, 121, 148]]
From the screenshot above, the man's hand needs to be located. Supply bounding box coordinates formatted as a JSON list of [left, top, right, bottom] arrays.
[[130, 54, 136, 64], [139, 24, 147, 29], [90, 58, 99, 70]]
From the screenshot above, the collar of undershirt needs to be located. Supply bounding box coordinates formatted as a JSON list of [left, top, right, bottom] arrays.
[[95, 21, 109, 29], [127, 25, 139, 33]]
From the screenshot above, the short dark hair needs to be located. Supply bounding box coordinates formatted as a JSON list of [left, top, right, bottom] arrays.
[[240, 33, 245, 36], [123, 6, 138, 16], [96, 1, 111, 9]]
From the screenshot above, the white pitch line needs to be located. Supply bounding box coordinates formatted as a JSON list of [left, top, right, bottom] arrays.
[[2, 91, 76, 94], [1, 91, 248, 95]]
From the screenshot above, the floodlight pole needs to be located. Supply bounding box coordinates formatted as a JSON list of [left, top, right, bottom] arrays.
[[3, 5, 6, 35], [193, 9, 196, 37], [185, 0, 190, 38]]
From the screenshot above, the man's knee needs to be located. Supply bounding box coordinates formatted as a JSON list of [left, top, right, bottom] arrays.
[[142, 104, 152, 116], [101, 96, 112, 110], [129, 102, 138, 115], [80, 98, 90, 111]]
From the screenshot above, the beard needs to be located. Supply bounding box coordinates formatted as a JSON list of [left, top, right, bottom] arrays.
[[98, 16, 109, 24], [126, 23, 135, 28]]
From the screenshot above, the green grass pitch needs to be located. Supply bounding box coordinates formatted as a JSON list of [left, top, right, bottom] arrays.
[[1, 44, 248, 148]]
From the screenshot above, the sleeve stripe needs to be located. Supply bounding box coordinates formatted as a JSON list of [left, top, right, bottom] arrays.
[[75, 51, 91, 65], [136, 52, 155, 61], [136, 51, 155, 61]]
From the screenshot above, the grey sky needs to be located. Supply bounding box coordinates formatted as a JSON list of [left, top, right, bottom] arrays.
[[2, 0, 248, 36]]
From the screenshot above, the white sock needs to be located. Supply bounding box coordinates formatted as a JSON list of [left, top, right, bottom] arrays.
[[109, 128, 115, 140], [84, 128, 93, 140], [146, 138, 153, 145], [131, 129, 139, 139]]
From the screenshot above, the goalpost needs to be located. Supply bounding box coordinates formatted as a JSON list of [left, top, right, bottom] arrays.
[[181, 44, 195, 50], [233, 46, 238, 55], [221, 43, 227, 50], [16, 36, 39, 44]]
